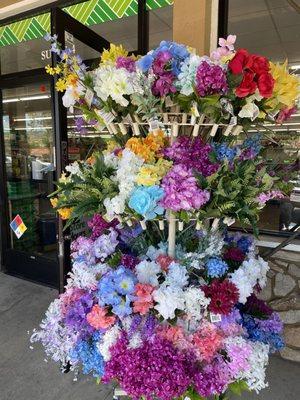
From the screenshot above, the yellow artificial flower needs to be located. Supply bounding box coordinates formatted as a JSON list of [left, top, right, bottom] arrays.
[[59, 172, 69, 183], [105, 139, 119, 153], [101, 43, 128, 65], [66, 73, 78, 86], [144, 130, 166, 152], [54, 66, 62, 74], [221, 53, 235, 63], [58, 207, 73, 220], [45, 65, 55, 75], [50, 197, 58, 208], [125, 137, 155, 163], [86, 155, 96, 165], [136, 159, 172, 186], [55, 78, 67, 92], [266, 61, 300, 109]]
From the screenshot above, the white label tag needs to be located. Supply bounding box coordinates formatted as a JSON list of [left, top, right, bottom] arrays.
[[85, 88, 94, 108], [95, 109, 115, 124], [229, 116, 237, 125], [149, 119, 160, 132], [191, 102, 200, 117], [210, 313, 222, 323], [165, 96, 174, 107]]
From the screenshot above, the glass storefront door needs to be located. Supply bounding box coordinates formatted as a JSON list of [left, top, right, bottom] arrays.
[[0, 78, 59, 285]]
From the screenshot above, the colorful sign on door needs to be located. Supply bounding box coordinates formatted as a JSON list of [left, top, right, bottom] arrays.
[[10, 214, 27, 239]]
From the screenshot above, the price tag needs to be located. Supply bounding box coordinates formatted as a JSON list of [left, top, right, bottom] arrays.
[[85, 88, 94, 108], [95, 109, 115, 124], [10, 214, 27, 239], [149, 119, 160, 132], [210, 313, 222, 323]]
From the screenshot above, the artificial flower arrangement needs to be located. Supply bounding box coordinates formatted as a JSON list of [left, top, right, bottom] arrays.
[[49, 131, 286, 235], [31, 34, 299, 400], [45, 33, 299, 132]]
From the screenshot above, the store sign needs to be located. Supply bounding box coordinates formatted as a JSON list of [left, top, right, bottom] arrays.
[[41, 49, 51, 61]]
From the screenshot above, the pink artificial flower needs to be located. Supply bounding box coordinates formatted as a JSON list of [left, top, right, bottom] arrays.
[[276, 106, 297, 124], [211, 46, 229, 61], [156, 254, 174, 271], [133, 283, 154, 315], [191, 321, 224, 362], [86, 304, 116, 329], [256, 190, 285, 206], [59, 287, 85, 316], [219, 34, 236, 50], [157, 325, 184, 343]]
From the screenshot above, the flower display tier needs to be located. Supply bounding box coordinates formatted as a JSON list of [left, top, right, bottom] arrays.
[[31, 35, 299, 400]]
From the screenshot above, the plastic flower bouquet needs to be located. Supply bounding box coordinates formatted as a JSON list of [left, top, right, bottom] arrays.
[[31, 34, 299, 400]]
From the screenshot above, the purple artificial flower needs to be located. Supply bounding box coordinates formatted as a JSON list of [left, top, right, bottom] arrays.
[[88, 214, 118, 240], [64, 293, 95, 337], [70, 236, 95, 264], [196, 60, 228, 97], [93, 228, 119, 261], [242, 294, 273, 317], [75, 117, 87, 135], [152, 72, 177, 97], [116, 56, 136, 73], [160, 164, 210, 212], [121, 254, 140, 270], [164, 136, 219, 176], [102, 333, 197, 400], [152, 50, 172, 74], [194, 358, 230, 397], [255, 312, 283, 334], [256, 190, 284, 206]]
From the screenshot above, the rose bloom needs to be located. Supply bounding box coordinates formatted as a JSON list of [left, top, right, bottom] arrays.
[[235, 71, 257, 97], [228, 48, 253, 74], [251, 55, 270, 74], [257, 72, 274, 98], [87, 304, 116, 329]]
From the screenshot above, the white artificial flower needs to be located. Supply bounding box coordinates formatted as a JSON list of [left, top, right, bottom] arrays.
[[97, 325, 121, 361], [145, 245, 166, 261], [128, 332, 143, 349], [239, 342, 269, 393], [153, 285, 185, 320], [62, 82, 84, 112], [94, 65, 135, 107], [66, 261, 108, 291], [165, 262, 189, 288], [65, 161, 83, 178], [183, 287, 210, 322], [104, 152, 119, 169], [238, 102, 260, 121], [135, 260, 161, 286], [176, 54, 202, 95], [229, 255, 269, 303]]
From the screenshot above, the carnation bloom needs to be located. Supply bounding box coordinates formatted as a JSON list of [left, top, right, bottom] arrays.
[[160, 164, 210, 212], [87, 305, 116, 330], [156, 254, 174, 271], [133, 283, 155, 315], [202, 279, 239, 315], [191, 321, 224, 362]]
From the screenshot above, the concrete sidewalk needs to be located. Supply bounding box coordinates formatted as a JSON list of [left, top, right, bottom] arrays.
[[0, 272, 299, 400]]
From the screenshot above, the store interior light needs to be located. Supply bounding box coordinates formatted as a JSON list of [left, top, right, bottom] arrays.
[[14, 116, 52, 122], [3, 95, 50, 103], [290, 65, 300, 70]]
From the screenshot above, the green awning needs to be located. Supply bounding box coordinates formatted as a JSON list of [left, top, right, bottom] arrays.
[[0, 0, 173, 47]]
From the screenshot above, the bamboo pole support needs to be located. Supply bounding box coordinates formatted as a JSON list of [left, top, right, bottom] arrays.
[[168, 212, 176, 257]]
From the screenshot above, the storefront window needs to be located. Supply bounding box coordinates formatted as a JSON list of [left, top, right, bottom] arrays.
[[2, 83, 57, 259], [228, 0, 300, 233], [149, 4, 173, 48]]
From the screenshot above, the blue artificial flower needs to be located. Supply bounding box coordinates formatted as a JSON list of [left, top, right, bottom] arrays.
[[70, 337, 104, 377], [137, 54, 154, 72], [128, 185, 164, 220], [237, 236, 253, 253], [114, 271, 136, 295], [112, 295, 132, 317], [98, 275, 121, 306], [242, 134, 262, 155], [214, 143, 237, 162], [206, 257, 228, 278]]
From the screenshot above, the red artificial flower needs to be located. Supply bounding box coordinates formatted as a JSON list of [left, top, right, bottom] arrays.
[[228, 48, 252, 74], [202, 279, 239, 315], [224, 247, 245, 263], [251, 55, 270, 74], [235, 71, 257, 97], [257, 72, 274, 98]]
